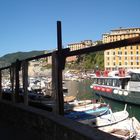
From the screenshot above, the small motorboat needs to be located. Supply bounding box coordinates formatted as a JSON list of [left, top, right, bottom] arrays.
[[64, 100, 109, 121], [79, 104, 129, 128], [99, 117, 140, 140]]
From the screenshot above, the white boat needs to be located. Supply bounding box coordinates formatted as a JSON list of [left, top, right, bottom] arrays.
[[64, 99, 109, 121], [79, 105, 129, 127], [64, 99, 107, 112], [97, 116, 140, 140], [90, 69, 140, 105]]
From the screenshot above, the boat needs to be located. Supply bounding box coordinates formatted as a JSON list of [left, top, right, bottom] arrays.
[[99, 117, 140, 140], [79, 104, 129, 128], [79, 104, 140, 139], [64, 99, 109, 121], [90, 69, 140, 105]]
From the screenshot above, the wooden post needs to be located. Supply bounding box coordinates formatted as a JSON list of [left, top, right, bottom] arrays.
[[15, 59, 21, 102], [22, 61, 28, 105], [52, 51, 59, 114], [0, 70, 2, 99], [52, 21, 64, 115], [57, 21, 62, 51], [10, 64, 15, 103], [57, 21, 64, 115]]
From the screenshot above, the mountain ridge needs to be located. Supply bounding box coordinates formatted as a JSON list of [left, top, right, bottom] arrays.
[[0, 50, 45, 68]]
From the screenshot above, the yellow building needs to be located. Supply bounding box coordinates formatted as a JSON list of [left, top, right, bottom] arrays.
[[103, 27, 140, 71]]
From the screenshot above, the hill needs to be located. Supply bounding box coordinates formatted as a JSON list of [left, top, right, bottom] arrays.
[[0, 50, 45, 68]]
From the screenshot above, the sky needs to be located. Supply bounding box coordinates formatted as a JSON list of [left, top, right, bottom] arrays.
[[0, 0, 140, 57]]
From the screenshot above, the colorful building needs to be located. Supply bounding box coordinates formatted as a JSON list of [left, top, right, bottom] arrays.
[[103, 27, 140, 70]]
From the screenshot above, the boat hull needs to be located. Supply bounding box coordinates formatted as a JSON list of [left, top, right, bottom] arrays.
[[65, 106, 109, 121], [93, 90, 140, 105]]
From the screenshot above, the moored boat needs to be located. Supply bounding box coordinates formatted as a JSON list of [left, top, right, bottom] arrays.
[[99, 117, 140, 140], [90, 69, 140, 105], [64, 99, 109, 121], [79, 104, 129, 128]]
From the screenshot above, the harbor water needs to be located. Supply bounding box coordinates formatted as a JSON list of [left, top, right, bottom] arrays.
[[65, 79, 140, 122]]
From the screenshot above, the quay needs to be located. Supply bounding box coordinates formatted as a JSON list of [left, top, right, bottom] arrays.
[[0, 100, 119, 140], [0, 21, 140, 140]]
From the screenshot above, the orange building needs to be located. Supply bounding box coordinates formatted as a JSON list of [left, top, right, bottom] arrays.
[[103, 27, 140, 70]]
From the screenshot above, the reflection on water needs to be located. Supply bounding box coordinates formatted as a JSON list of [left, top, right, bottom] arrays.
[[65, 80, 93, 100], [65, 79, 140, 121]]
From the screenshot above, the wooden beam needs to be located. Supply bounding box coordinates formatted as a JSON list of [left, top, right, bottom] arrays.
[[22, 61, 29, 105], [15, 59, 21, 102], [10, 64, 15, 103], [0, 70, 2, 99], [67, 36, 140, 56]]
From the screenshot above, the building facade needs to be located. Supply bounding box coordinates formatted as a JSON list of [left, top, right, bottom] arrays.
[[103, 27, 140, 71], [66, 40, 95, 62]]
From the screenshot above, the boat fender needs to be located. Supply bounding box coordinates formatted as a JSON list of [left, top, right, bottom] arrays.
[[118, 90, 123, 95], [113, 89, 118, 94], [123, 91, 128, 96]]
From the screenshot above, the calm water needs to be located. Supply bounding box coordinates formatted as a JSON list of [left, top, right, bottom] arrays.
[[65, 79, 140, 121]]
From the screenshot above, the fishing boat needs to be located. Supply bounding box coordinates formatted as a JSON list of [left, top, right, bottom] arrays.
[[99, 117, 140, 140], [79, 104, 140, 139], [90, 69, 140, 105], [64, 99, 109, 121], [79, 104, 129, 128]]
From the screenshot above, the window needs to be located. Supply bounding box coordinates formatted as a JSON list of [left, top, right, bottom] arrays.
[[131, 73, 140, 81], [101, 79, 105, 85], [131, 51, 133, 55], [125, 52, 127, 55], [107, 79, 113, 86], [98, 79, 101, 84], [118, 51, 122, 55], [130, 46, 133, 49], [114, 79, 120, 87], [131, 62, 133, 65], [93, 78, 97, 84], [104, 79, 108, 85]]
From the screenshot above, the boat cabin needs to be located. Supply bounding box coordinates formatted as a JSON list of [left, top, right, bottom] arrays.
[[128, 71, 140, 91], [130, 72, 140, 81], [92, 77, 130, 90]]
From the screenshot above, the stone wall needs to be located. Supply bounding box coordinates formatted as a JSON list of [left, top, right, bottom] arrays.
[[0, 100, 120, 140]]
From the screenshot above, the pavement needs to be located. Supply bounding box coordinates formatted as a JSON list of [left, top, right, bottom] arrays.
[[0, 120, 40, 140]]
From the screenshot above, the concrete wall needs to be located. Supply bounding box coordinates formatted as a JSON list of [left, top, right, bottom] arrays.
[[0, 100, 120, 140]]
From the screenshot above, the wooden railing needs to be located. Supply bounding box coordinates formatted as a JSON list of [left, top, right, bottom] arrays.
[[0, 21, 140, 116]]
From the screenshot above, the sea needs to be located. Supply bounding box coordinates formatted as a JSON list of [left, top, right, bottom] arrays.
[[65, 79, 140, 122]]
